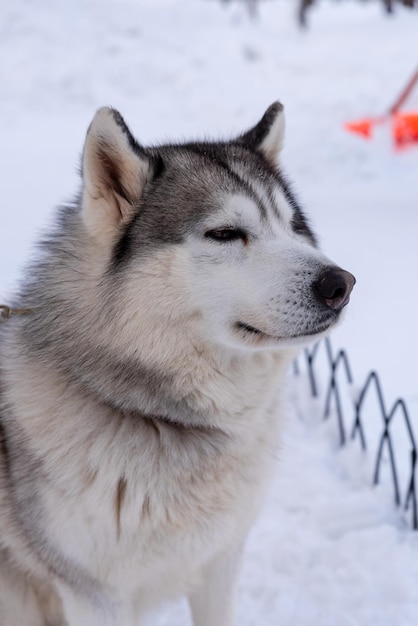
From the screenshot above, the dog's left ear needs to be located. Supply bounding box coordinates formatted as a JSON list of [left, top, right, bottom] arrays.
[[82, 107, 153, 242], [237, 102, 285, 165]]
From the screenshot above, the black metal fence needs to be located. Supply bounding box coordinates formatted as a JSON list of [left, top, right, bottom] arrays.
[[293, 338, 417, 529]]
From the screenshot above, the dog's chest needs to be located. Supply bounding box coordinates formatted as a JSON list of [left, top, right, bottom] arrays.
[[44, 417, 275, 593]]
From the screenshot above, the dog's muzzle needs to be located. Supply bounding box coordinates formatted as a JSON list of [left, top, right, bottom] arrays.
[[314, 268, 356, 311]]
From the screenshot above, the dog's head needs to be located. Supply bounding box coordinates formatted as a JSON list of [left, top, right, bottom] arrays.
[[81, 105, 354, 355]]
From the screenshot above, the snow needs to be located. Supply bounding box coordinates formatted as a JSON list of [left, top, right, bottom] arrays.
[[1, 0, 418, 624]]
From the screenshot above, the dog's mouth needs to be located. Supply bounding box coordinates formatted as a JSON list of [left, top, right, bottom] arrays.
[[235, 316, 337, 344], [236, 322, 268, 336]]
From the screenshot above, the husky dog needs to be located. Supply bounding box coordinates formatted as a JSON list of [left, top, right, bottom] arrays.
[[0, 103, 354, 626]]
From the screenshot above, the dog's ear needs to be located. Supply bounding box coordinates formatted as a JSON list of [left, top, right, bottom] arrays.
[[82, 107, 152, 242], [237, 102, 285, 165]]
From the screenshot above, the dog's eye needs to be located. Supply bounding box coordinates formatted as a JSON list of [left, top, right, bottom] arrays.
[[205, 228, 247, 243]]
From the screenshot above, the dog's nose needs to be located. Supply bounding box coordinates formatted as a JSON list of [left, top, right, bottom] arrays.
[[314, 268, 356, 311]]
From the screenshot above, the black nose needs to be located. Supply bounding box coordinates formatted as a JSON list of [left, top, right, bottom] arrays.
[[314, 267, 356, 311]]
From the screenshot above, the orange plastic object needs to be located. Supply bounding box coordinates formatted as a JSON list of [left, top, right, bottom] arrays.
[[392, 112, 418, 148], [344, 119, 375, 139], [344, 115, 387, 140], [343, 68, 418, 148]]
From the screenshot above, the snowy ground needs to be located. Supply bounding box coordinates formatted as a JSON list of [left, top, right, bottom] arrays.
[[1, 1, 418, 624]]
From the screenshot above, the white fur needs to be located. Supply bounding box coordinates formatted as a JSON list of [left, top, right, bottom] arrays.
[[258, 106, 285, 163], [82, 107, 151, 244]]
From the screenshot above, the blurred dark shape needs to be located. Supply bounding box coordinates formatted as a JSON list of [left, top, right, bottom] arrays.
[[220, 0, 260, 18], [217, 0, 417, 26], [299, 0, 417, 28], [299, 0, 316, 27]]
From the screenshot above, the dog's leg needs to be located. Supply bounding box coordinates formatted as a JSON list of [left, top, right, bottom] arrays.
[[58, 586, 115, 626], [32, 579, 67, 626], [59, 586, 142, 626], [0, 566, 46, 626], [188, 546, 243, 626]]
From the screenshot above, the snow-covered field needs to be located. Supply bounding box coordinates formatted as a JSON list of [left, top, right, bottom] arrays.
[[1, 1, 418, 624]]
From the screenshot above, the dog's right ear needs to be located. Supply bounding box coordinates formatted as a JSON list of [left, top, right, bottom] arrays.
[[82, 107, 152, 243]]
